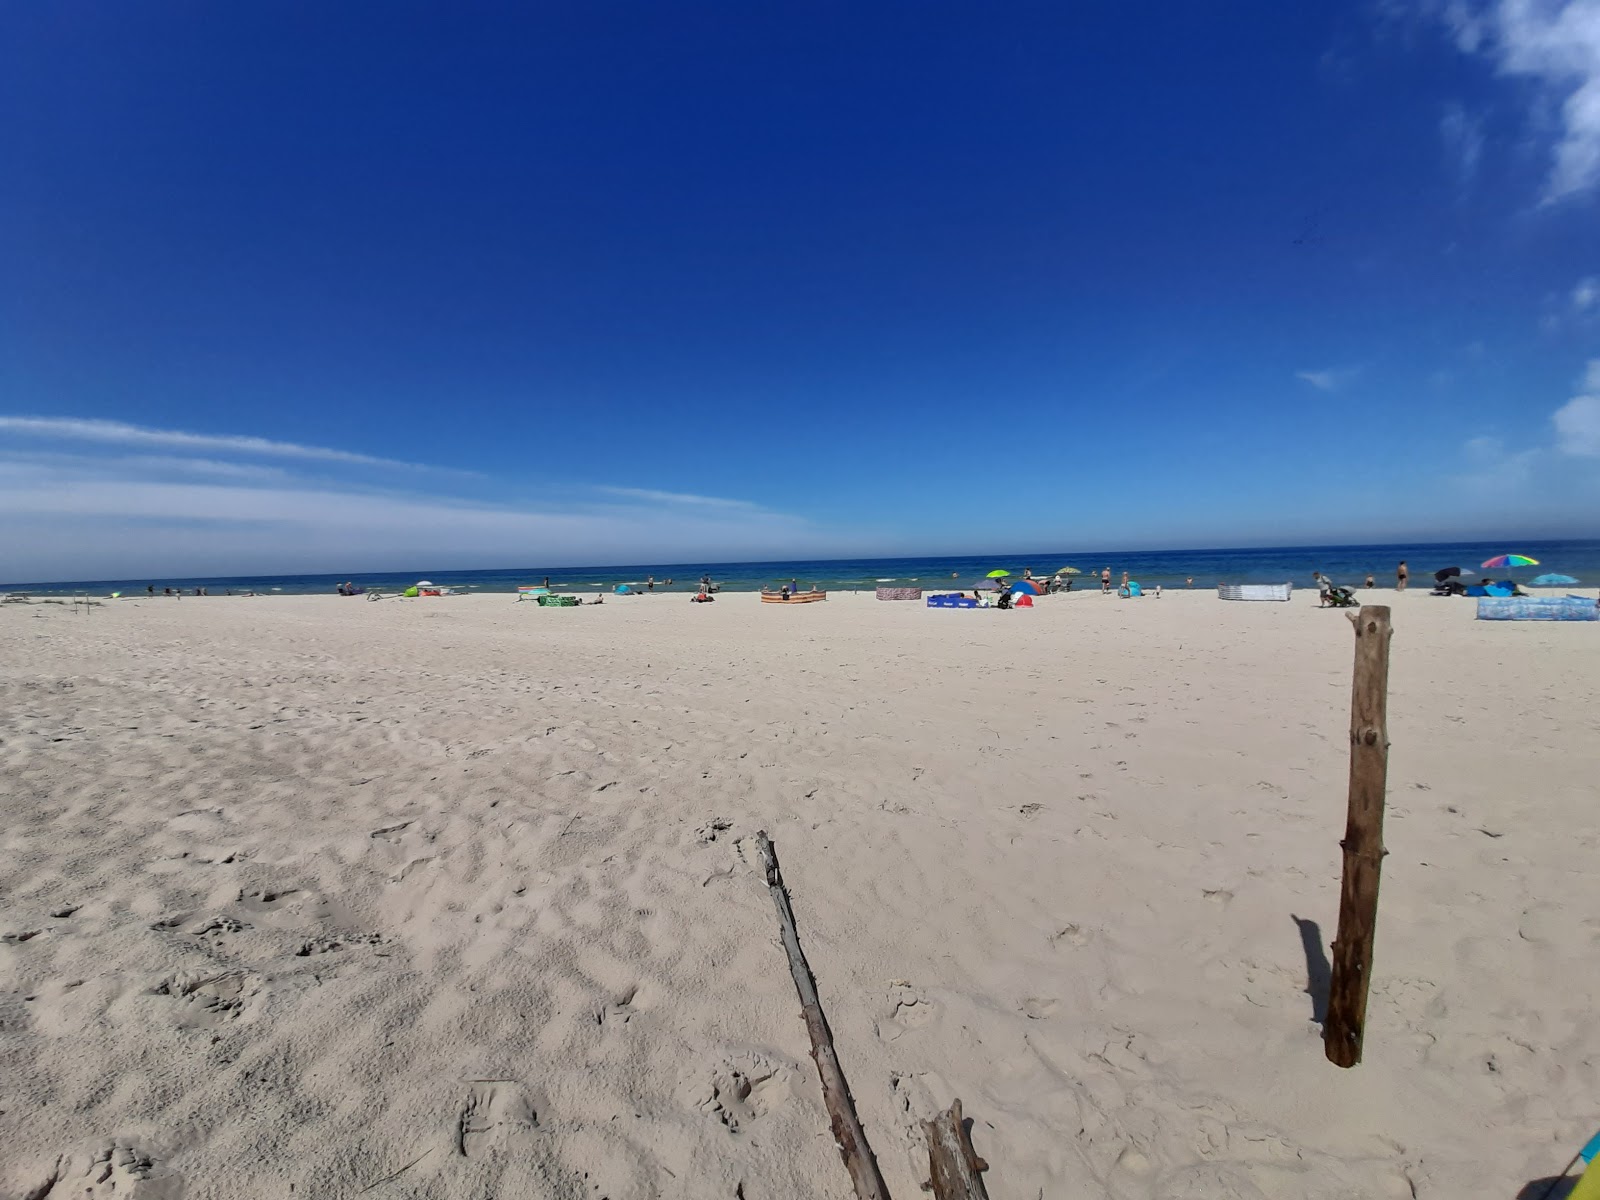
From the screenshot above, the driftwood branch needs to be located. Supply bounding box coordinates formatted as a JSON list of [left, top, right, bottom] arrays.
[[754, 831, 891, 1200], [923, 1098, 991, 1199], [1325, 605, 1392, 1068]]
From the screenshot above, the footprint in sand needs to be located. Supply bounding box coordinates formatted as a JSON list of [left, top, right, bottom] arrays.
[[235, 887, 299, 912], [154, 970, 254, 1028], [455, 1081, 539, 1157], [1051, 923, 1092, 949], [29, 1141, 182, 1199], [597, 984, 644, 1026], [369, 820, 414, 842], [696, 1054, 792, 1133], [876, 986, 938, 1041], [296, 931, 385, 957]]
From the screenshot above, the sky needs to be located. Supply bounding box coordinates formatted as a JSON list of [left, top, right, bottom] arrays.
[[3, 1, 1600, 581]]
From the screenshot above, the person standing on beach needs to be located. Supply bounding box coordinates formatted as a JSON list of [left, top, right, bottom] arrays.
[[1397, 561, 1408, 591], [647, 575, 655, 592], [1365, 573, 1375, 589], [1101, 567, 1111, 594], [1121, 571, 1130, 592]]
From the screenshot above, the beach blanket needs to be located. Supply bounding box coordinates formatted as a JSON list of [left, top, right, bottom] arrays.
[[1217, 583, 1293, 601], [876, 587, 922, 601], [1476, 596, 1597, 621]]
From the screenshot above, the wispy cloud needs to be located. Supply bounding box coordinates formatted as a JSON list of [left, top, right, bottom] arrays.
[[592, 486, 764, 511], [1463, 433, 1542, 484], [1553, 358, 1600, 455], [1427, 0, 1600, 203], [1440, 101, 1486, 184], [1295, 367, 1359, 392], [0, 434, 849, 581], [1574, 275, 1600, 314], [0, 416, 429, 469]]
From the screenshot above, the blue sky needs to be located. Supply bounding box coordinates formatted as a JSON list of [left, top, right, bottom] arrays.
[[3, 1, 1599, 580]]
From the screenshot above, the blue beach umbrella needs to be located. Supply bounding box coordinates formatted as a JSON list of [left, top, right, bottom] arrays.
[[1530, 573, 1579, 586]]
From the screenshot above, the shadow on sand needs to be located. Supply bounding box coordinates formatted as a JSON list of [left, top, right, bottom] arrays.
[[1291, 914, 1331, 1028]]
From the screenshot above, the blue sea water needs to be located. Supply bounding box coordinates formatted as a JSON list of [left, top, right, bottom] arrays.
[[6, 539, 1597, 596]]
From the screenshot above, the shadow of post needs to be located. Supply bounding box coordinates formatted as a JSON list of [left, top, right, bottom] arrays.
[[1291, 914, 1331, 1027], [1518, 1177, 1576, 1199]]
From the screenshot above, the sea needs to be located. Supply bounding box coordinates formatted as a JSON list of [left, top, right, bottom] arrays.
[[6, 539, 1597, 596]]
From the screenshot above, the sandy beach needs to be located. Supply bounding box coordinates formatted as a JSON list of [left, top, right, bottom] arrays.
[[2, 587, 1597, 1199]]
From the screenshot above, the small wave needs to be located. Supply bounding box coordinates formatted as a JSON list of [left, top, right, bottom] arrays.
[[876, 578, 896, 582]]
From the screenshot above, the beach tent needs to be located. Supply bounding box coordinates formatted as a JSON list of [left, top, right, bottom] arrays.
[[614, 584, 633, 595], [1011, 579, 1044, 596]]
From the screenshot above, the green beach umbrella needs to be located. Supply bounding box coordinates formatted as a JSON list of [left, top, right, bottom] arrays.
[[1055, 566, 1081, 575], [986, 569, 1012, 579]]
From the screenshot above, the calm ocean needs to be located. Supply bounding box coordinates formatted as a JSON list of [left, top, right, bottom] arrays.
[[7, 539, 1597, 596]]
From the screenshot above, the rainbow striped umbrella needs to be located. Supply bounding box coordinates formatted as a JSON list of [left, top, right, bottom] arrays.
[[1481, 554, 1538, 569]]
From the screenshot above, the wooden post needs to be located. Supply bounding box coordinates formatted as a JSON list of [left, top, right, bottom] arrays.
[[1324, 605, 1392, 1068], [923, 1098, 991, 1199], [754, 832, 891, 1200]]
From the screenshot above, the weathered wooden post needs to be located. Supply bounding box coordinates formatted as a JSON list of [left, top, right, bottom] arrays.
[[1324, 605, 1392, 1068], [754, 832, 891, 1200]]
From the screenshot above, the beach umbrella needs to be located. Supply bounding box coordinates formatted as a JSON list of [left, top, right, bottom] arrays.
[[1530, 573, 1579, 586], [1011, 579, 1045, 595], [1434, 567, 1461, 582], [416, 580, 434, 587], [1055, 566, 1081, 575], [1481, 554, 1538, 569], [986, 569, 1011, 579]]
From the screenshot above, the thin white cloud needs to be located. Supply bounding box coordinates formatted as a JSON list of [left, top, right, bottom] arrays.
[[1553, 358, 1600, 455], [1431, 0, 1600, 202], [0, 455, 850, 581], [592, 486, 764, 511], [1441, 101, 1486, 183], [1295, 368, 1358, 392], [0, 416, 428, 469], [1574, 275, 1600, 312], [1463, 434, 1542, 484]]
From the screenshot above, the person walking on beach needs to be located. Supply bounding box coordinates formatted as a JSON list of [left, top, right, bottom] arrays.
[[1100, 567, 1111, 594], [1397, 560, 1408, 591], [647, 575, 655, 593], [1121, 571, 1130, 592]]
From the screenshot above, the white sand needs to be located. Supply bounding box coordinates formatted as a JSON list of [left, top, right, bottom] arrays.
[[2, 587, 1597, 1198]]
